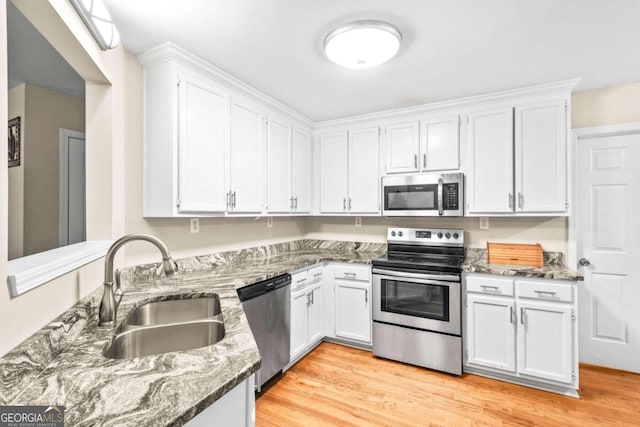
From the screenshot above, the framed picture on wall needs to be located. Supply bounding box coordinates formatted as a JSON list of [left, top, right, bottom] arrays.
[[8, 117, 21, 168]]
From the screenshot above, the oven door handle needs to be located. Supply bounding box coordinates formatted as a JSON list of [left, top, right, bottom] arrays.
[[373, 268, 460, 283]]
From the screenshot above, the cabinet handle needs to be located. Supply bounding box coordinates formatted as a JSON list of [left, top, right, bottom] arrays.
[[306, 293, 311, 307], [480, 285, 499, 292], [520, 307, 525, 325], [297, 278, 306, 284], [423, 153, 427, 168], [343, 198, 347, 211], [534, 290, 557, 296], [232, 191, 237, 208], [344, 272, 357, 277], [510, 306, 514, 324], [290, 197, 294, 210], [313, 273, 322, 278], [365, 289, 368, 304], [508, 193, 513, 209], [518, 192, 524, 209], [294, 196, 298, 210], [348, 198, 352, 211], [311, 289, 314, 305], [414, 154, 418, 169], [226, 192, 231, 208]]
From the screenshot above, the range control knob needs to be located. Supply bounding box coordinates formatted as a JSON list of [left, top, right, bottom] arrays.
[[437, 232, 443, 239], [453, 232, 459, 239], [398, 231, 404, 237], [391, 231, 396, 237], [445, 232, 451, 239]]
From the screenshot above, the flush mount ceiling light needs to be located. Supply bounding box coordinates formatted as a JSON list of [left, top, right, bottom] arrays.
[[323, 20, 402, 69], [69, 0, 120, 50]]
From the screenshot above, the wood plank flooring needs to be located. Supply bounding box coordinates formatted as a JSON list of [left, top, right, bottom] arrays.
[[255, 342, 640, 426]]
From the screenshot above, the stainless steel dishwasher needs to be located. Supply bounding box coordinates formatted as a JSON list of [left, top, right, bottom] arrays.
[[237, 273, 291, 391]]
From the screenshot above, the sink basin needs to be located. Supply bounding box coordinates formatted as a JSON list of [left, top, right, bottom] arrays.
[[125, 296, 222, 326], [103, 319, 226, 359]]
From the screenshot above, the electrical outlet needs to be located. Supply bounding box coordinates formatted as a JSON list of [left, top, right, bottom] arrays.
[[267, 217, 273, 228], [355, 217, 362, 227], [479, 217, 489, 230], [190, 218, 200, 233]]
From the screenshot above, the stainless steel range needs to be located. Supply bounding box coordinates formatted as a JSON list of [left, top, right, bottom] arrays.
[[372, 227, 464, 375]]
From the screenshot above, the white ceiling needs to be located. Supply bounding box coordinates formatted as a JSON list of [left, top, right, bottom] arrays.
[[7, 2, 85, 99], [104, 0, 640, 121]]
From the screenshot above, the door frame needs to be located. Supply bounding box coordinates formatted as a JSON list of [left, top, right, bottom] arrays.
[[568, 122, 640, 268], [59, 128, 86, 246]]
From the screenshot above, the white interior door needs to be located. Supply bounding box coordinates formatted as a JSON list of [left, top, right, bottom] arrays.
[[59, 129, 86, 246], [575, 125, 640, 373]]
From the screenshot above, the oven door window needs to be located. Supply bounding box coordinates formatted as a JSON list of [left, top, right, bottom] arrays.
[[384, 184, 439, 211], [381, 278, 449, 321]]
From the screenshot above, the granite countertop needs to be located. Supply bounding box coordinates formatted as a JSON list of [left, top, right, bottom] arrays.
[[0, 240, 385, 426], [462, 248, 583, 281]]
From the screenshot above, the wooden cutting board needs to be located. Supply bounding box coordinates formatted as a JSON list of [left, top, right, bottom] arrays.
[[486, 242, 543, 267]]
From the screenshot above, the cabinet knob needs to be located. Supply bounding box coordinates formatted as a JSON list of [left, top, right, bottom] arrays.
[[578, 258, 591, 267]]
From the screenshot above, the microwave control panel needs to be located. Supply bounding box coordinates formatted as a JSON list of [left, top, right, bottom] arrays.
[[443, 183, 459, 210]]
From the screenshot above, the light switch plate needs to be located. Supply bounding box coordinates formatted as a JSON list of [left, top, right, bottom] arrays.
[[355, 217, 362, 227], [190, 218, 200, 233], [479, 217, 489, 230]]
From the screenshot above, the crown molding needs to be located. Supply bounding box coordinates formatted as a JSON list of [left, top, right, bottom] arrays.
[[138, 42, 314, 128], [314, 78, 581, 129]]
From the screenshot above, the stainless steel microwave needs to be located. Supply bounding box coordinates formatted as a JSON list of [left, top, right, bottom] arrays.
[[382, 173, 464, 216]]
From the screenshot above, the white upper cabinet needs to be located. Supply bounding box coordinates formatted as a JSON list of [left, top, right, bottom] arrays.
[[348, 127, 380, 213], [229, 97, 265, 213], [385, 121, 420, 173], [177, 68, 229, 213], [467, 100, 568, 216], [319, 131, 349, 213], [515, 100, 567, 213], [420, 115, 460, 171], [291, 128, 312, 213], [266, 116, 292, 213], [467, 108, 515, 214]]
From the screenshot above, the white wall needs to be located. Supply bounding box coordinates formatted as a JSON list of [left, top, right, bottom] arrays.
[[7, 84, 25, 259]]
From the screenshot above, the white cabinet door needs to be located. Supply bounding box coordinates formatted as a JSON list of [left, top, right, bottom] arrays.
[[290, 286, 308, 361], [307, 281, 323, 344], [515, 100, 567, 213], [466, 294, 516, 373], [319, 132, 348, 213], [177, 70, 228, 213], [467, 108, 514, 214], [421, 115, 460, 171], [348, 127, 380, 214], [517, 301, 574, 384], [385, 121, 420, 174], [229, 97, 265, 213], [334, 279, 371, 343], [292, 128, 311, 213], [266, 117, 292, 213]]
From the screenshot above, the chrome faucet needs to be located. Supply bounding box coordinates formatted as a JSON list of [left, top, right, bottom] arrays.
[[98, 234, 177, 326]]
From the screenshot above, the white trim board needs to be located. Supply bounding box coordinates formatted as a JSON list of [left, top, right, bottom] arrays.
[[7, 240, 112, 297], [568, 122, 640, 268]]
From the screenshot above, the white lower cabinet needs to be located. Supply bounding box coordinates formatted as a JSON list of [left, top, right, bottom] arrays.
[[333, 264, 372, 345], [463, 273, 578, 397], [288, 267, 325, 364], [466, 294, 516, 372]]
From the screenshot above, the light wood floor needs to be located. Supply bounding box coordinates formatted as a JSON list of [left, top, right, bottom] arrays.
[[256, 342, 640, 426]]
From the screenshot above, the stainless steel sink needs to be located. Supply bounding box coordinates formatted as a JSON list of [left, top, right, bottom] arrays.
[[103, 319, 226, 359], [125, 296, 222, 326]]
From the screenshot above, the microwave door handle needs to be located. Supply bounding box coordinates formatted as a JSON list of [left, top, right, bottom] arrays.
[[438, 178, 444, 216]]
